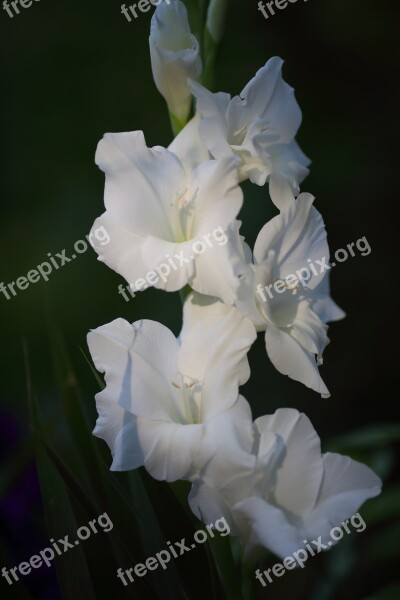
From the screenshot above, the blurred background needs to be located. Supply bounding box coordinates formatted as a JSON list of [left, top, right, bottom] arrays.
[[1, 0, 399, 598]]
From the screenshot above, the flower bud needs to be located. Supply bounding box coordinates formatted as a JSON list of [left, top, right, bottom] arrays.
[[149, 0, 202, 130], [206, 0, 229, 45]]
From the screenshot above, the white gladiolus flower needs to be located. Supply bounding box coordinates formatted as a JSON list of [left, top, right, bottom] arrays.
[[90, 128, 244, 304], [236, 174, 345, 397], [150, 0, 202, 128], [168, 112, 211, 170], [87, 294, 256, 482], [190, 57, 310, 189], [84, 1, 384, 578], [86, 6, 383, 568], [189, 408, 382, 560]]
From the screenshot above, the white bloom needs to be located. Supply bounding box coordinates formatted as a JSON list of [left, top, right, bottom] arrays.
[[150, 0, 202, 127], [90, 128, 243, 304], [168, 112, 210, 170], [189, 408, 382, 560], [236, 174, 345, 397], [87, 294, 256, 482], [190, 57, 310, 188]]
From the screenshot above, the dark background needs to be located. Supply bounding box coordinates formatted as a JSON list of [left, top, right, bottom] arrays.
[[1, 0, 399, 598]]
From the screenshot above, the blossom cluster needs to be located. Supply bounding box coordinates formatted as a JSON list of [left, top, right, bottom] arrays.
[[87, 0, 381, 561]]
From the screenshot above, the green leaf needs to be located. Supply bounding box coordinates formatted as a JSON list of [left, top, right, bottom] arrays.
[[0, 436, 34, 500], [205, 525, 243, 600], [326, 424, 400, 452], [362, 485, 400, 526], [367, 447, 397, 480], [79, 346, 105, 390], [25, 341, 97, 599], [142, 472, 214, 600], [34, 441, 97, 600], [366, 523, 400, 562], [0, 540, 33, 599], [45, 321, 196, 598], [42, 439, 162, 598], [363, 583, 400, 599]]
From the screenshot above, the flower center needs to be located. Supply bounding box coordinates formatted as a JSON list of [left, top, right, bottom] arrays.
[[171, 373, 203, 425], [170, 186, 198, 242]]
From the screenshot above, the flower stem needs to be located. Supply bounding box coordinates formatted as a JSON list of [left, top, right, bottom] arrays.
[[169, 111, 187, 137], [201, 0, 230, 89], [242, 562, 257, 600], [179, 285, 192, 305]]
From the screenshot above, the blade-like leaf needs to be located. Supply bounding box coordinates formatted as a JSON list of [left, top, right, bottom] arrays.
[[326, 424, 400, 452]]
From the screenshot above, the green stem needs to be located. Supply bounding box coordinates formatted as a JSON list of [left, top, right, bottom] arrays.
[[179, 284, 192, 305], [201, 0, 230, 90], [207, 534, 245, 600], [169, 111, 187, 137], [242, 561, 257, 600], [201, 30, 218, 90]]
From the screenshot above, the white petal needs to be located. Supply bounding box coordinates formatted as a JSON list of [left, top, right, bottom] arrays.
[[189, 396, 255, 530], [254, 409, 324, 517], [266, 140, 311, 193], [180, 295, 257, 417], [264, 326, 330, 397], [95, 130, 186, 239], [311, 274, 346, 323], [140, 237, 196, 292], [189, 222, 248, 304], [138, 155, 243, 294], [253, 214, 287, 267], [233, 496, 301, 560], [254, 193, 329, 293], [88, 318, 181, 422], [168, 113, 210, 171], [92, 390, 143, 472], [190, 157, 243, 237], [89, 213, 146, 287], [197, 396, 255, 476], [278, 203, 328, 290], [290, 301, 330, 358], [314, 453, 381, 518], [87, 319, 146, 470], [189, 481, 237, 533], [302, 453, 381, 544], [236, 262, 271, 330], [190, 79, 232, 158], [313, 295, 346, 324], [227, 57, 302, 145], [269, 172, 296, 211], [137, 418, 203, 482], [233, 146, 271, 186]]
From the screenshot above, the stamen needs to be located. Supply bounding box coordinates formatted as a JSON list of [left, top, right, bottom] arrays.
[[233, 124, 248, 138], [176, 187, 188, 205]]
